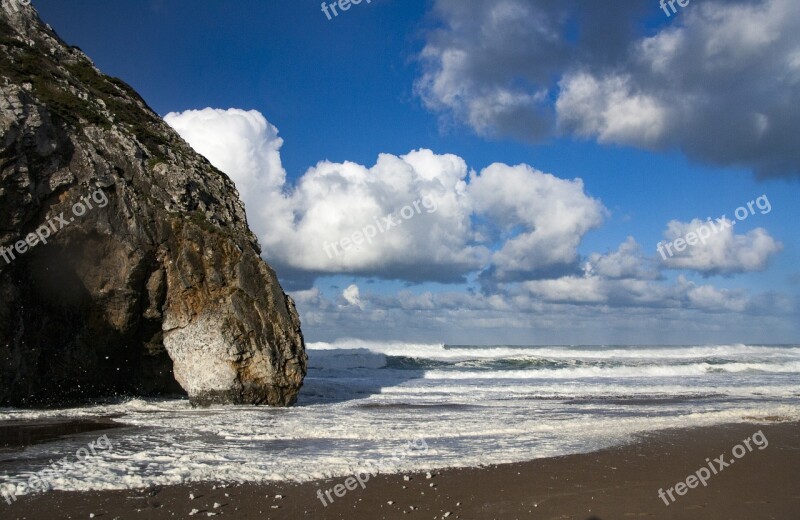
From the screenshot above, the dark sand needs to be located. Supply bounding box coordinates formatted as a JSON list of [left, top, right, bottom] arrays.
[[0, 418, 122, 452], [2, 421, 798, 519]]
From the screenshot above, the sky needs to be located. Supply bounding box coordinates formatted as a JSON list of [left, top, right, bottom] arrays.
[[32, 0, 800, 345]]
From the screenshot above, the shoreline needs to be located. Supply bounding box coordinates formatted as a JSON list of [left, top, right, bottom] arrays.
[[2, 420, 799, 519]]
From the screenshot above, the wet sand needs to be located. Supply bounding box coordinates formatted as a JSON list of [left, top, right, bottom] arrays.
[[2, 421, 799, 519], [0, 418, 122, 452]]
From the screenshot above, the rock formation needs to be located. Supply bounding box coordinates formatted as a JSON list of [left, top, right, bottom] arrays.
[[0, 4, 307, 406]]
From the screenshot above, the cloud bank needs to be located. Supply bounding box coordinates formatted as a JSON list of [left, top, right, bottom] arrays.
[[417, 0, 800, 177], [165, 107, 790, 335], [166, 108, 609, 286]]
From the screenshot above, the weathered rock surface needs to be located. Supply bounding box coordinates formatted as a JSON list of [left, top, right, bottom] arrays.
[[0, 5, 306, 406]]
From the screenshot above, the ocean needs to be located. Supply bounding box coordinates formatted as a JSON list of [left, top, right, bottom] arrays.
[[1, 342, 798, 494]]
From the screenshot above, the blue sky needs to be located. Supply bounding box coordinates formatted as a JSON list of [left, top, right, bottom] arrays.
[[33, 0, 800, 344]]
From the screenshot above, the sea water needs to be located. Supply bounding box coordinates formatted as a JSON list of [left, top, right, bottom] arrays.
[[1, 342, 798, 493]]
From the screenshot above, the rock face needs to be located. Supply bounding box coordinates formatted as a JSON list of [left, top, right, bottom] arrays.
[[0, 5, 307, 406]]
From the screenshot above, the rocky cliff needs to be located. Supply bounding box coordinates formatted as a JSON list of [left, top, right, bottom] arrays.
[[0, 4, 307, 406]]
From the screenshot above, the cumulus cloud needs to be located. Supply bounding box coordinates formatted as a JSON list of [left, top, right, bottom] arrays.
[[468, 163, 606, 280], [685, 283, 748, 313], [556, 73, 669, 145], [586, 237, 660, 280], [165, 108, 607, 286], [416, 0, 644, 140], [166, 109, 489, 284], [163, 108, 286, 193], [280, 149, 488, 282], [342, 284, 363, 309], [657, 218, 783, 275], [164, 108, 295, 251], [418, 0, 800, 177]]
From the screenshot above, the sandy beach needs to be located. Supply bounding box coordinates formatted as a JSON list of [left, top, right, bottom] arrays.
[[3, 420, 798, 519]]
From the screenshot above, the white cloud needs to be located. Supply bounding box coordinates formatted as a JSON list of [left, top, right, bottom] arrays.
[[556, 73, 668, 145], [468, 163, 606, 279], [342, 284, 363, 309], [657, 218, 783, 275], [163, 108, 286, 192], [163, 108, 296, 254], [515, 273, 762, 312], [166, 108, 607, 285], [587, 237, 660, 280], [521, 276, 607, 304], [685, 283, 748, 312], [166, 109, 489, 282]]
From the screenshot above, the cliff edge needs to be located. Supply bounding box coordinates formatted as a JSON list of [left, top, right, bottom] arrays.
[[0, 4, 307, 406]]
